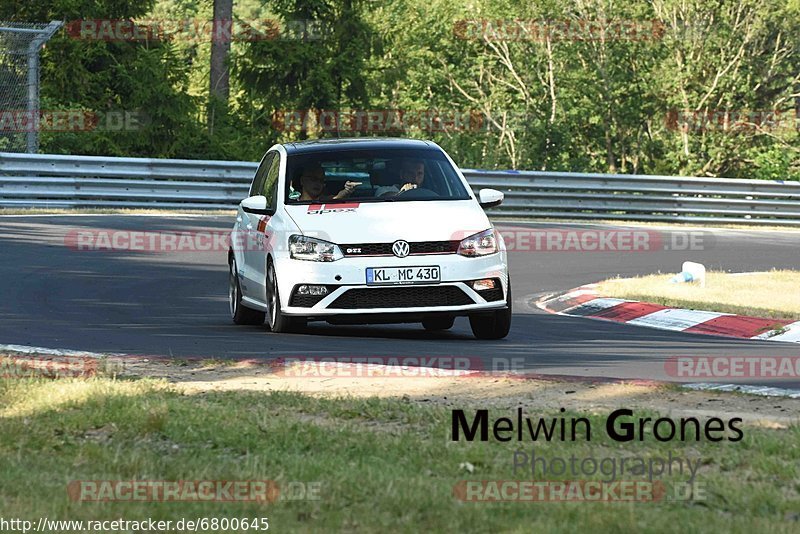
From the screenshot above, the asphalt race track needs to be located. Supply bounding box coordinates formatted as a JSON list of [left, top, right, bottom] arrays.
[[1, 215, 798, 388]]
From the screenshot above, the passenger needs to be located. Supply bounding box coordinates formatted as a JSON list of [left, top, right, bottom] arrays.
[[295, 163, 361, 201], [376, 159, 425, 197]]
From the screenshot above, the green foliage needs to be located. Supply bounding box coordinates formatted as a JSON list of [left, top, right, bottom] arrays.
[[233, 0, 374, 142], [8, 0, 798, 178]]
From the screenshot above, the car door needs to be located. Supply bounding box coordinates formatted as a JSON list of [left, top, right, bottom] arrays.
[[238, 151, 273, 299], [241, 151, 281, 301]]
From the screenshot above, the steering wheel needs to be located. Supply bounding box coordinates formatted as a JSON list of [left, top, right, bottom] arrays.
[[396, 187, 439, 199]]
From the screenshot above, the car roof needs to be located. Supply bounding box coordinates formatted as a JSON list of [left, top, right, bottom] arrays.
[[283, 137, 436, 155]]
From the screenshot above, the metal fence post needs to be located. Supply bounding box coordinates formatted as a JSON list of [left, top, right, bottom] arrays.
[[26, 38, 40, 153], [0, 21, 62, 153]]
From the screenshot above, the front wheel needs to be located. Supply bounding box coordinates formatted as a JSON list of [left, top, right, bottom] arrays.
[[469, 280, 511, 340], [265, 261, 305, 333]]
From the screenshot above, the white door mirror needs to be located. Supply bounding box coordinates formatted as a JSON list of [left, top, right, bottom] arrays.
[[241, 195, 271, 214], [478, 188, 504, 209]]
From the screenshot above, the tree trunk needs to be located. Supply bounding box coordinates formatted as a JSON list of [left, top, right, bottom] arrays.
[[208, 0, 233, 132]]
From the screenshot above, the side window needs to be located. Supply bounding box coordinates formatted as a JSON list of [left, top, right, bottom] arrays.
[[262, 152, 281, 209], [249, 152, 275, 197]]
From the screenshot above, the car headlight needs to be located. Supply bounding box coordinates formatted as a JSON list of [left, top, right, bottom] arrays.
[[457, 228, 498, 257], [289, 235, 344, 262]]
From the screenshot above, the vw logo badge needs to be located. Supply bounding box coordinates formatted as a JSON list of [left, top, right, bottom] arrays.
[[392, 240, 410, 258]]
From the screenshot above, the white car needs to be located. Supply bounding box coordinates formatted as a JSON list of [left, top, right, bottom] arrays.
[[228, 138, 511, 339]]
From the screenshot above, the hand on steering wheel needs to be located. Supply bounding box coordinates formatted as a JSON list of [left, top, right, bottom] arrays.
[[335, 181, 362, 199]]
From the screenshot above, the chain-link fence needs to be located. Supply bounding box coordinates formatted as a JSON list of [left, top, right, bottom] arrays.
[[0, 21, 62, 153]]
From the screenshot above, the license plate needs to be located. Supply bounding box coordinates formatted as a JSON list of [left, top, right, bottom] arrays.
[[366, 266, 441, 285]]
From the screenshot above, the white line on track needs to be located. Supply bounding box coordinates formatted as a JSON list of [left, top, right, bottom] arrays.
[[683, 382, 800, 398], [0, 343, 115, 358]]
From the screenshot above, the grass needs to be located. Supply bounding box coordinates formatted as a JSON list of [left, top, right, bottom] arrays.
[[597, 270, 800, 320], [1, 376, 799, 532]]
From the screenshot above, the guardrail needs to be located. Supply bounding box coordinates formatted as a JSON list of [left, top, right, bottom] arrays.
[[2, 152, 800, 225]]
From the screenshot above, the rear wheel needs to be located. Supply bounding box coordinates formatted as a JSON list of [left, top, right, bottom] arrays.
[[469, 279, 512, 340], [229, 256, 265, 325], [422, 316, 455, 331], [265, 261, 306, 333]]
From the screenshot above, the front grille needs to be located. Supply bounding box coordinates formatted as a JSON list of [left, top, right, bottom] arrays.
[[289, 285, 339, 307], [477, 286, 504, 302], [412, 240, 461, 254], [340, 240, 460, 257], [342, 243, 393, 256], [328, 286, 474, 309]]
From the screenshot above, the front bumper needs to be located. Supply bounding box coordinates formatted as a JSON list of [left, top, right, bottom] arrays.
[[273, 252, 509, 317]]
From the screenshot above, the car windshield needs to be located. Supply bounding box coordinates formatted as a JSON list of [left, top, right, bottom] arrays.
[[285, 148, 472, 204]]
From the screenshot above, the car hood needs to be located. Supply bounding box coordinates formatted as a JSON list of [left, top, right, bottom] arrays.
[[284, 200, 491, 243]]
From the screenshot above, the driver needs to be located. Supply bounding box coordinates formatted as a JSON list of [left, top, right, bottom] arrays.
[[295, 163, 362, 201], [376, 159, 425, 197]]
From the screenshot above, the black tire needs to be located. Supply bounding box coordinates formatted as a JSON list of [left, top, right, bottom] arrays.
[[229, 256, 265, 325], [265, 260, 305, 333], [469, 279, 512, 340], [422, 316, 455, 331]]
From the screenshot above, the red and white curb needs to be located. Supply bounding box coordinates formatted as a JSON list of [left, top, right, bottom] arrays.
[[535, 287, 800, 397], [536, 284, 800, 343]]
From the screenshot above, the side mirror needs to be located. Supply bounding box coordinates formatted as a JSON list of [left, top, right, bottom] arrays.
[[241, 195, 273, 215], [478, 188, 504, 209]]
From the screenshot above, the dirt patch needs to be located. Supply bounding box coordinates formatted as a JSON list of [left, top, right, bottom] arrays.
[[3, 351, 797, 428], [108, 357, 800, 429]]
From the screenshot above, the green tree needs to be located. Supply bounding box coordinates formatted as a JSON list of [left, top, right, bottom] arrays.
[[234, 0, 374, 141], [0, 0, 207, 157]]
